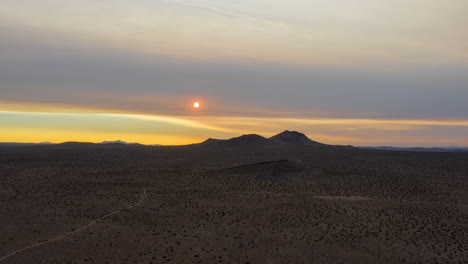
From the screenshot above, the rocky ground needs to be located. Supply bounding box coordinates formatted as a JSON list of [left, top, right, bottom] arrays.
[[0, 144, 467, 263]]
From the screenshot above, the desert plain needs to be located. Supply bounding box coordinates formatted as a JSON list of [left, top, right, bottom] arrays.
[[0, 135, 467, 263]]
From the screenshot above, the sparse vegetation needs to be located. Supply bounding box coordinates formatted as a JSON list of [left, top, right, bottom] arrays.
[[0, 143, 467, 263]]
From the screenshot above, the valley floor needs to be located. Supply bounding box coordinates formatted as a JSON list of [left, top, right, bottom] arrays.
[[0, 144, 467, 263]]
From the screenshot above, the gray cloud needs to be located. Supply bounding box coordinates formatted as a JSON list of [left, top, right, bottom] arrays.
[[1, 25, 467, 120]]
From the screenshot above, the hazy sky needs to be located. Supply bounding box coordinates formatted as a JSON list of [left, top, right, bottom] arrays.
[[1, 0, 468, 146]]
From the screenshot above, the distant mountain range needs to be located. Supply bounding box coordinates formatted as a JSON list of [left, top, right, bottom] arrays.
[[199, 131, 324, 147], [1, 131, 467, 152], [360, 146, 468, 152], [0, 140, 152, 147], [0, 131, 323, 148], [99, 140, 146, 146], [0, 142, 52, 147]]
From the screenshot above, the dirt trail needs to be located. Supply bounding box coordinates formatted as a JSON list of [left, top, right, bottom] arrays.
[[0, 188, 147, 262]]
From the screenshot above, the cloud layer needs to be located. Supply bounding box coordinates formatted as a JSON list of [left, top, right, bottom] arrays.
[[1, 0, 467, 146]]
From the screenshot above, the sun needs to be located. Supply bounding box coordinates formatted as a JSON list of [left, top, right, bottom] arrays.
[[193, 101, 200, 108]]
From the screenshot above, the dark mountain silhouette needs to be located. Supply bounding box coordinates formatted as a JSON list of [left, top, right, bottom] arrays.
[[47, 141, 145, 149], [100, 140, 129, 145], [100, 140, 144, 146], [199, 134, 276, 147], [55, 142, 98, 147], [0, 142, 52, 147], [269, 130, 323, 146], [361, 146, 468, 152]]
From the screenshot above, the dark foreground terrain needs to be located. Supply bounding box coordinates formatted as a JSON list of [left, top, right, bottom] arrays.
[[0, 143, 467, 263]]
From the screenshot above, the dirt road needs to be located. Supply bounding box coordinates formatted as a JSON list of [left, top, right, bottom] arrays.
[[0, 188, 147, 262]]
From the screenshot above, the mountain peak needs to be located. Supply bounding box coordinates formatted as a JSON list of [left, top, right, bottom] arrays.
[[269, 131, 323, 146]]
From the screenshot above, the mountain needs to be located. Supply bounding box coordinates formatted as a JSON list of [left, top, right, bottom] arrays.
[[100, 140, 130, 145], [100, 140, 143, 146], [361, 146, 468, 152], [269, 130, 323, 146], [0, 142, 53, 147], [199, 134, 276, 147]]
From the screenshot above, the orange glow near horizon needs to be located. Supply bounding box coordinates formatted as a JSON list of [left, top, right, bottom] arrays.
[[1, 103, 468, 147]]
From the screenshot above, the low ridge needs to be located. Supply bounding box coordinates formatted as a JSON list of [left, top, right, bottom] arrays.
[[269, 130, 323, 146], [200, 134, 276, 147]]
